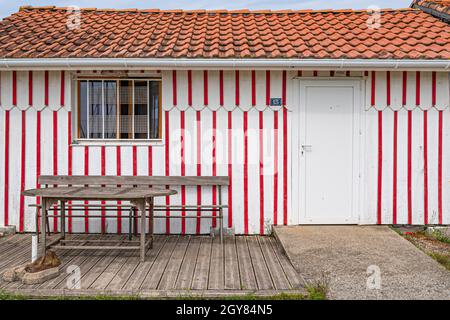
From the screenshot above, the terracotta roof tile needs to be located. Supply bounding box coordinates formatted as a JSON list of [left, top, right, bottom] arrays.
[[0, 6, 448, 59], [412, 0, 450, 16]]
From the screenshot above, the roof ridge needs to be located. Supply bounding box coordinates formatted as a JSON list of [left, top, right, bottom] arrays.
[[18, 5, 419, 14]]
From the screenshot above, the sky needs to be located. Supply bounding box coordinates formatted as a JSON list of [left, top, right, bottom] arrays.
[[1, 0, 413, 19]]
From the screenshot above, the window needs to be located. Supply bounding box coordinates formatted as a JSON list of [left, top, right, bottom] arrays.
[[77, 79, 162, 140]]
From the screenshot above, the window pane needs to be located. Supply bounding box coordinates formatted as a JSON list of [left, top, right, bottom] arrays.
[[119, 80, 132, 139], [149, 81, 160, 139], [104, 81, 117, 139], [134, 81, 148, 139], [79, 81, 87, 138], [89, 80, 103, 139]]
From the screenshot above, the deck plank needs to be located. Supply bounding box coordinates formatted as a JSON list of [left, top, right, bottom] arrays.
[[122, 236, 167, 291], [53, 235, 116, 289], [235, 236, 257, 290], [268, 237, 304, 289], [247, 237, 274, 290], [158, 236, 190, 290], [89, 237, 136, 290], [258, 236, 291, 290], [224, 236, 240, 290], [208, 236, 224, 290], [0, 234, 303, 295], [139, 236, 179, 290], [174, 237, 201, 290], [191, 237, 212, 290]]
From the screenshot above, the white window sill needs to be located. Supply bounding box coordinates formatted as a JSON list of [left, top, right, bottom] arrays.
[[71, 139, 165, 147]]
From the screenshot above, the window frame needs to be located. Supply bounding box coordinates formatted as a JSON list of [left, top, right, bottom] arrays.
[[73, 77, 163, 145]]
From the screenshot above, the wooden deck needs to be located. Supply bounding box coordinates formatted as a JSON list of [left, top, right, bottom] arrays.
[[0, 234, 304, 298]]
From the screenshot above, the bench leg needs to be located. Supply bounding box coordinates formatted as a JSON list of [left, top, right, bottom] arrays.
[[149, 198, 154, 249], [134, 199, 146, 262], [128, 207, 133, 241], [40, 198, 47, 257], [218, 186, 223, 244], [60, 200, 66, 242], [134, 208, 138, 237], [46, 216, 51, 236]]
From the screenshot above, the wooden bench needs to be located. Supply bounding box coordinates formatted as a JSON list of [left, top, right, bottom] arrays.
[[32, 175, 229, 242]]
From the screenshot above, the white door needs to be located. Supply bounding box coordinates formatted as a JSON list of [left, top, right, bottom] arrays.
[[299, 80, 362, 224]]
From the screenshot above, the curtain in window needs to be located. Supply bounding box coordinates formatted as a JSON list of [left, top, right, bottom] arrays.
[[89, 81, 103, 139], [79, 81, 88, 138], [149, 81, 160, 139], [104, 81, 117, 139], [134, 81, 148, 139]]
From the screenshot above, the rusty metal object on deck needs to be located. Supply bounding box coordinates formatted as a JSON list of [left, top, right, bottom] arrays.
[[25, 250, 61, 273]]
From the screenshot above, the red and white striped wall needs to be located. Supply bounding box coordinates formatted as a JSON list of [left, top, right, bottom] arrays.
[[364, 71, 450, 225], [0, 70, 449, 235]]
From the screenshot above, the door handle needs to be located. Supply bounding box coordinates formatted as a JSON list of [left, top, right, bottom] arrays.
[[301, 145, 312, 155]]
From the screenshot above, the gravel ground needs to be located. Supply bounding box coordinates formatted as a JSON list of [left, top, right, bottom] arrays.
[[274, 226, 450, 300]]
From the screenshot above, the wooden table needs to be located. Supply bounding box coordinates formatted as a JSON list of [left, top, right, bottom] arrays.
[[23, 186, 177, 262]]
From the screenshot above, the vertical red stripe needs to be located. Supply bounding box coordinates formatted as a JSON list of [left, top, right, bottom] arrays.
[[36, 111, 41, 232], [3, 110, 9, 226], [203, 70, 208, 106], [259, 111, 264, 234], [402, 71, 407, 106], [84, 146, 89, 233], [377, 111, 382, 225], [67, 111, 72, 233], [386, 71, 391, 107], [438, 111, 443, 225], [53, 111, 58, 231], [393, 111, 398, 224], [44, 71, 49, 106], [28, 71, 33, 106], [165, 111, 170, 234], [172, 70, 177, 106], [415, 71, 420, 106], [265, 70, 270, 106], [407, 110, 412, 224], [313, 70, 318, 77], [371, 71, 376, 106], [219, 70, 224, 106], [148, 146, 153, 176], [282, 71, 287, 105], [101, 146, 106, 233], [196, 111, 202, 234], [235, 70, 240, 106], [283, 107, 288, 225], [187, 70, 192, 106], [227, 111, 233, 228], [116, 146, 122, 234], [132, 145, 137, 176], [273, 111, 279, 226], [60, 71, 65, 106], [251, 70, 256, 106], [212, 111, 217, 228], [297, 70, 302, 77], [431, 72, 436, 107], [243, 111, 248, 233], [12, 71, 17, 106], [423, 110, 428, 225], [180, 110, 186, 234], [330, 71, 335, 77], [19, 111, 26, 232]]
